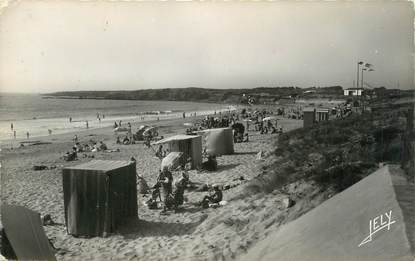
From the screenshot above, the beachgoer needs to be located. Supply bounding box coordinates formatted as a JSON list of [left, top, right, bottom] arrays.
[[10, 123, 13, 130], [86, 121, 89, 129], [99, 141, 108, 151], [201, 185, 223, 208], [26, 131, 29, 139], [73, 135, 78, 143], [13, 130, 16, 139], [69, 117, 72, 123], [102, 114, 105, 119], [116, 136, 121, 144], [123, 136, 130, 145], [202, 155, 217, 171], [158, 166, 173, 211], [114, 121, 118, 128], [155, 145, 165, 159], [48, 129, 52, 135], [173, 171, 189, 208]]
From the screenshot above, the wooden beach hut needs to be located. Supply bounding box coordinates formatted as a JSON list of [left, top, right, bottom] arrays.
[[303, 108, 316, 128], [62, 160, 137, 237], [198, 128, 234, 156], [154, 135, 202, 169]]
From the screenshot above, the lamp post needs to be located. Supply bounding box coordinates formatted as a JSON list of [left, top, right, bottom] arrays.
[[357, 61, 364, 88], [360, 66, 374, 112]]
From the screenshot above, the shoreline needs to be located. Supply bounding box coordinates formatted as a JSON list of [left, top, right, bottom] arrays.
[[0, 105, 237, 144]]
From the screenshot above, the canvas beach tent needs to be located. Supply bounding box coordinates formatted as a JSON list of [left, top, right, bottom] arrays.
[[153, 135, 202, 169], [0, 205, 56, 260], [62, 160, 138, 237], [197, 128, 234, 156]]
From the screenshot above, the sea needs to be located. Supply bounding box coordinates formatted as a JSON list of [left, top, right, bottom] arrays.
[[0, 93, 232, 142]]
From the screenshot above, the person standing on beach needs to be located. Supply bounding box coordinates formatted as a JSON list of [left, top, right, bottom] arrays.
[[158, 167, 173, 211], [10, 123, 13, 131], [69, 117, 72, 123], [48, 129, 52, 135], [86, 121, 89, 129], [26, 131, 29, 139], [13, 130, 16, 139]]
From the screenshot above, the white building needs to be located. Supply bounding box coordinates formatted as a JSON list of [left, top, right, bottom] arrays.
[[344, 88, 363, 96]]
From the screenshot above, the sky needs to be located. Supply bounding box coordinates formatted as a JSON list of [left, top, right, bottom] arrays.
[[0, 0, 414, 93]]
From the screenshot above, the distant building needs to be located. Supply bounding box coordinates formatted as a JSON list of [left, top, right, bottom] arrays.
[[344, 88, 363, 96]]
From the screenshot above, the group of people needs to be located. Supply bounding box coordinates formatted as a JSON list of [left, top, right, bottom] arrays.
[[146, 166, 223, 213], [200, 115, 232, 129], [64, 136, 109, 161], [146, 166, 189, 212]]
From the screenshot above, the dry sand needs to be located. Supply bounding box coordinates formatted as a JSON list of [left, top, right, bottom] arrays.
[[0, 115, 328, 261], [241, 165, 415, 261]]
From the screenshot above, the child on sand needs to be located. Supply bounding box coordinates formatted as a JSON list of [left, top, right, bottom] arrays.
[[201, 185, 223, 208]]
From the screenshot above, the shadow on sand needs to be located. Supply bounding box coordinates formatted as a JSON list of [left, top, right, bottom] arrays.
[[233, 151, 257, 155], [118, 214, 208, 239], [216, 163, 240, 172]]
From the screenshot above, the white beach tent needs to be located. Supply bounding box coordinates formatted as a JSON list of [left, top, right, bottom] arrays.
[[153, 135, 202, 169], [197, 127, 234, 156]]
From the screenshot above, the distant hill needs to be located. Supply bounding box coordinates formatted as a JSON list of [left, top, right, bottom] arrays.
[[46, 86, 345, 104]]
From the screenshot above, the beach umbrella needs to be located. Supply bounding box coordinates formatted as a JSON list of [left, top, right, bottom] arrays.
[[262, 116, 277, 121], [113, 127, 128, 132], [143, 127, 157, 136], [138, 125, 149, 131]]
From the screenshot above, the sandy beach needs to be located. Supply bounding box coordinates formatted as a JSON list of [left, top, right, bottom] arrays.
[[0, 112, 324, 261]]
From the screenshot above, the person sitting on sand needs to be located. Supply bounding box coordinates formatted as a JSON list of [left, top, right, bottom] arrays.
[[73, 142, 83, 152], [91, 142, 99, 152], [201, 185, 223, 209], [99, 141, 108, 151], [73, 135, 78, 143], [83, 143, 91, 152], [173, 171, 189, 209], [123, 136, 130, 145], [202, 155, 217, 171]]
